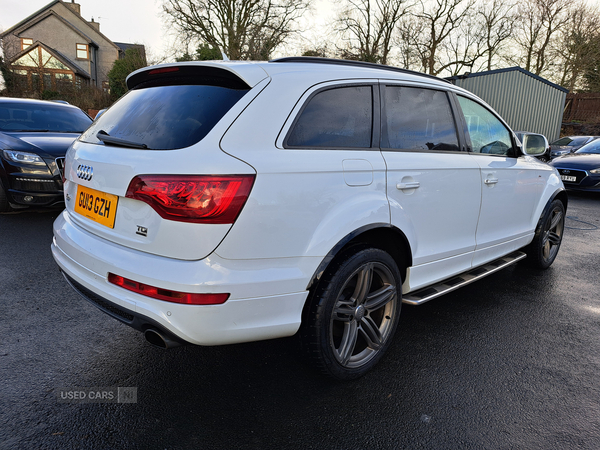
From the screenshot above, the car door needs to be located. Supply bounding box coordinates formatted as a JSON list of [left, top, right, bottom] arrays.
[[454, 95, 546, 266], [381, 84, 482, 291]]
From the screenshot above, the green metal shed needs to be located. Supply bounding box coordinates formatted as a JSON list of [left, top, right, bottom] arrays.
[[447, 67, 568, 142]]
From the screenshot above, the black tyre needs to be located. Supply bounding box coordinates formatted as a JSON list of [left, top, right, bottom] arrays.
[[301, 248, 402, 380], [0, 180, 11, 213], [525, 199, 565, 269]]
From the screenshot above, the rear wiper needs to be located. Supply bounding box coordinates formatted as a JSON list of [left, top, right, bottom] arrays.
[[96, 129, 147, 149]]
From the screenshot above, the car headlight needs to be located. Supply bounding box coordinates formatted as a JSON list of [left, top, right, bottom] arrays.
[[590, 168, 600, 174], [2, 150, 46, 165]]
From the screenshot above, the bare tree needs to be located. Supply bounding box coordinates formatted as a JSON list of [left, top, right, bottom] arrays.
[[395, 15, 421, 70], [162, 0, 311, 60], [397, 0, 477, 75], [476, 0, 516, 71], [335, 0, 411, 64], [554, 4, 600, 91], [512, 0, 572, 76], [440, 5, 495, 76]]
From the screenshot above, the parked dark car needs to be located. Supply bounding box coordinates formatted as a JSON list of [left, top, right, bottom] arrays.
[[0, 98, 92, 212], [549, 139, 600, 192], [550, 135, 600, 159], [515, 131, 550, 161]]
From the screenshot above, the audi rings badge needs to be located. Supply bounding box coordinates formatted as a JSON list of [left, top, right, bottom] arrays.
[[77, 165, 93, 181]]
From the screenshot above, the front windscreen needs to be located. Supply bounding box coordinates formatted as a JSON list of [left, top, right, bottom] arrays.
[[0, 102, 92, 132], [552, 137, 588, 147], [576, 140, 600, 154], [566, 137, 589, 147], [80, 85, 249, 150]]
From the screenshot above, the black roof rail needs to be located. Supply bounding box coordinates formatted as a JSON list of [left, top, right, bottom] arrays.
[[269, 57, 449, 83]]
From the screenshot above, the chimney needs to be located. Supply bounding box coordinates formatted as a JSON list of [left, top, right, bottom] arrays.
[[65, 1, 81, 15], [88, 18, 100, 31]]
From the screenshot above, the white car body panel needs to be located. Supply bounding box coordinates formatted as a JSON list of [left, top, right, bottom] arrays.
[[471, 154, 554, 264], [53, 212, 314, 344], [215, 150, 389, 260], [473, 155, 545, 245], [383, 151, 482, 266], [401, 251, 476, 294]]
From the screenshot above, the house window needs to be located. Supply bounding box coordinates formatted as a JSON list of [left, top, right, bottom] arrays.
[[12, 70, 29, 90], [21, 38, 33, 50], [76, 44, 89, 60], [11, 46, 76, 92], [56, 73, 74, 90], [13, 47, 71, 71]]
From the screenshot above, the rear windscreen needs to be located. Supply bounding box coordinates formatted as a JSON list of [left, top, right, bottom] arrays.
[[80, 84, 249, 150]]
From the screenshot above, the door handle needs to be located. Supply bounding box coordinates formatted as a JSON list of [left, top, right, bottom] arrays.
[[484, 177, 499, 185], [396, 181, 420, 190]]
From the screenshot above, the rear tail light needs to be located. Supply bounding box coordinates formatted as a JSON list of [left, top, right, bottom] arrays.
[[108, 273, 229, 305], [125, 174, 255, 224]]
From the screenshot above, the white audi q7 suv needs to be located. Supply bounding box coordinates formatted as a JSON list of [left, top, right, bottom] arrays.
[[52, 58, 567, 379]]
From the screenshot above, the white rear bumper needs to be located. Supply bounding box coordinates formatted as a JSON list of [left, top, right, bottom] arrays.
[[52, 210, 315, 345]]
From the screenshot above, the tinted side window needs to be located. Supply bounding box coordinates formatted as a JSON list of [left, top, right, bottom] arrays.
[[286, 86, 372, 148], [457, 96, 513, 156], [382, 86, 459, 151]]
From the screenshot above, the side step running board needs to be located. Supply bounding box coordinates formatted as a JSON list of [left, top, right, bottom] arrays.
[[402, 251, 527, 305]]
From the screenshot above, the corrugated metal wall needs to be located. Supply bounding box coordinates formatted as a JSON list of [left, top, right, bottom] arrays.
[[450, 69, 567, 142]]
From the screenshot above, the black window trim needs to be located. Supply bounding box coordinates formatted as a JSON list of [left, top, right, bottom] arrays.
[[379, 83, 467, 155], [282, 82, 380, 151], [452, 92, 520, 158]]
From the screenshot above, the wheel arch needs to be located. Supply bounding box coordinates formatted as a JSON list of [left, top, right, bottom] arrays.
[[305, 223, 412, 292], [524, 187, 567, 269], [536, 188, 568, 232]]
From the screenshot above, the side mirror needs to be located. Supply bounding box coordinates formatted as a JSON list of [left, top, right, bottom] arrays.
[[521, 133, 548, 157]]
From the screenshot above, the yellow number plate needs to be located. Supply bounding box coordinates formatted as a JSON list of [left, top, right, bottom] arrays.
[[74, 185, 118, 228]]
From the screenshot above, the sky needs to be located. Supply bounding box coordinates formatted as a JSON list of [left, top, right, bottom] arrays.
[[0, 0, 334, 62]]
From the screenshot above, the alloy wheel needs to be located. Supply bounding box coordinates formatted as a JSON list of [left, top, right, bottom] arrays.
[[329, 261, 398, 368]]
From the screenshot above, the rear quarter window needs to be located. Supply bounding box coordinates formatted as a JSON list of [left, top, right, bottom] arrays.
[[285, 85, 373, 149], [80, 84, 249, 150]]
